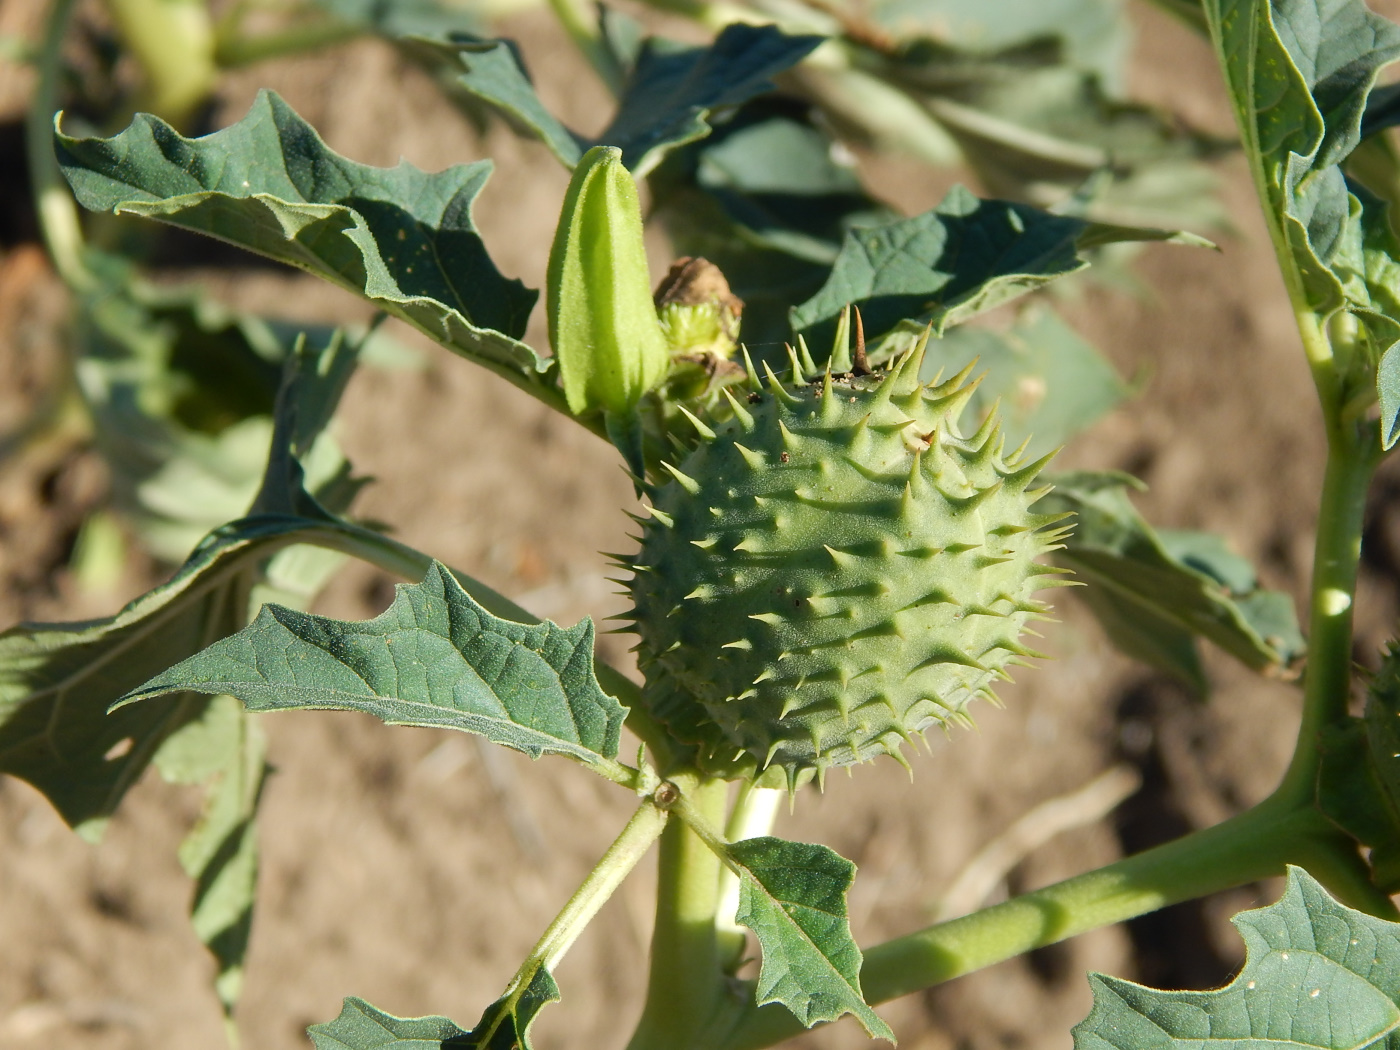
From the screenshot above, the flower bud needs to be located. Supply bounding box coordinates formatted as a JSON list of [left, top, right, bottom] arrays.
[[547, 146, 669, 416]]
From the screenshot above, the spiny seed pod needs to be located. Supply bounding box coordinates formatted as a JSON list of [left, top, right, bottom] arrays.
[[548, 145, 669, 416], [620, 333, 1071, 788]]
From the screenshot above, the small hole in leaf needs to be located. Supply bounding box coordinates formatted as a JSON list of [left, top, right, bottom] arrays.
[[104, 738, 133, 761]]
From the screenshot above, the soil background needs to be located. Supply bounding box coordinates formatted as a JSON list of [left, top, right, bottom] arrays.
[[2, 2, 1398, 1048]]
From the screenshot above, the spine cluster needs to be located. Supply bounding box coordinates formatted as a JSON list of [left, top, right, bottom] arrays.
[[622, 334, 1071, 788]]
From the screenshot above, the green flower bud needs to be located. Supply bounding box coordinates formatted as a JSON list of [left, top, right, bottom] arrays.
[[547, 145, 669, 416]]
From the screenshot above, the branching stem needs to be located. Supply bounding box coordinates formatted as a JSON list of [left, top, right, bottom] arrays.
[[626, 772, 736, 1050], [718, 795, 1381, 1050], [1278, 428, 1380, 802]]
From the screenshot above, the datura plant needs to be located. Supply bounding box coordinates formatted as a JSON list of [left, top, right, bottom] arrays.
[[17, 0, 1400, 1048]]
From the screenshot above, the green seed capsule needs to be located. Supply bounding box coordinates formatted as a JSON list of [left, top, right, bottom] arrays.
[[547, 145, 669, 416]]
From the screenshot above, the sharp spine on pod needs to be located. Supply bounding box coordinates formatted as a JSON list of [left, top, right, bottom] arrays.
[[626, 309, 1069, 787]]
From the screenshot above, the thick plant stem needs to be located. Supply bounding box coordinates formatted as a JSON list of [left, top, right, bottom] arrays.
[[719, 796, 1367, 1050], [1278, 432, 1379, 803], [627, 774, 733, 1050]]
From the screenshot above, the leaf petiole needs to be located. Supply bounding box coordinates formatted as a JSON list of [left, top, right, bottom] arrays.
[[473, 798, 669, 1046]]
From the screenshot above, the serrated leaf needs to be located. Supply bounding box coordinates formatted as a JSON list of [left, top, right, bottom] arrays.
[[1073, 867, 1400, 1050], [410, 36, 585, 168], [0, 339, 370, 837], [0, 512, 321, 838], [1038, 471, 1303, 690], [443, 24, 822, 174], [1380, 340, 1400, 447], [56, 91, 551, 390], [727, 836, 893, 1041], [310, 970, 559, 1050], [789, 185, 1206, 353], [121, 562, 627, 767], [868, 0, 1128, 88], [1204, 0, 1400, 317], [154, 694, 267, 1015], [309, 0, 481, 41], [600, 24, 823, 174], [309, 998, 470, 1049]]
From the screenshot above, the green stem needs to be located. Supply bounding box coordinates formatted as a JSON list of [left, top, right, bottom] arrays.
[[627, 773, 734, 1050], [28, 0, 93, 291], [528, 799, 668, 972], [104, 0, 218, 127], [1278, 430, 1379, 803], [481, 799, 668, 1041], [214, 19, 364, 67], [719, 796, 1372, 1050]]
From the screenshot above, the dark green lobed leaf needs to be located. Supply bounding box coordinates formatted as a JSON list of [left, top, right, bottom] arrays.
[[601, 24, 823, 173], [310, 970, 559, 1049], [1073, 867, 1400, 1050], [56, 91, 547, 385], [0, 513, 318, 838], [729, 836, 893, 1041], [1205, 0, 1400, 369], [120, 562, 627, 766], [1039, 471, 1304, 691], [788, 185, 1207, 354], [441, 24, 823, 174]]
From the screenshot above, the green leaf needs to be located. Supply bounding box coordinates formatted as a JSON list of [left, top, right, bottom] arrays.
[[1319, 641, 1400, 893], [1073, 867, 1400, 1050], [788, 185, 1207, 354], [601, 24, 823, 174], [310, 971, 560, 1050], [1380, 340, 1400, 447], [74, 255, 363, 561], [309, 999, 470, 1049], [1204, 0, 1400, 317], [56, 91, 550, 390], [408, 36, 585, 168], [0, 512, 324, 838], [727, 836, 893, 1041], [909, 305, 1127, 459], [869, 34, 1228, 230], [120, 561, 627, 767], [650, 102, 892, 355], [154, 694, 267, 1016], [0, 336, 373, 837], [868, 0, 1128, 88], [1038, 471, 1304, 690], [445, 25, 823, 174], [309, 0, 481, 41]]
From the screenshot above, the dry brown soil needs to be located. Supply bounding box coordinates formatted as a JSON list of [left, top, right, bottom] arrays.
[[2, 2, 1398, 1048]]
